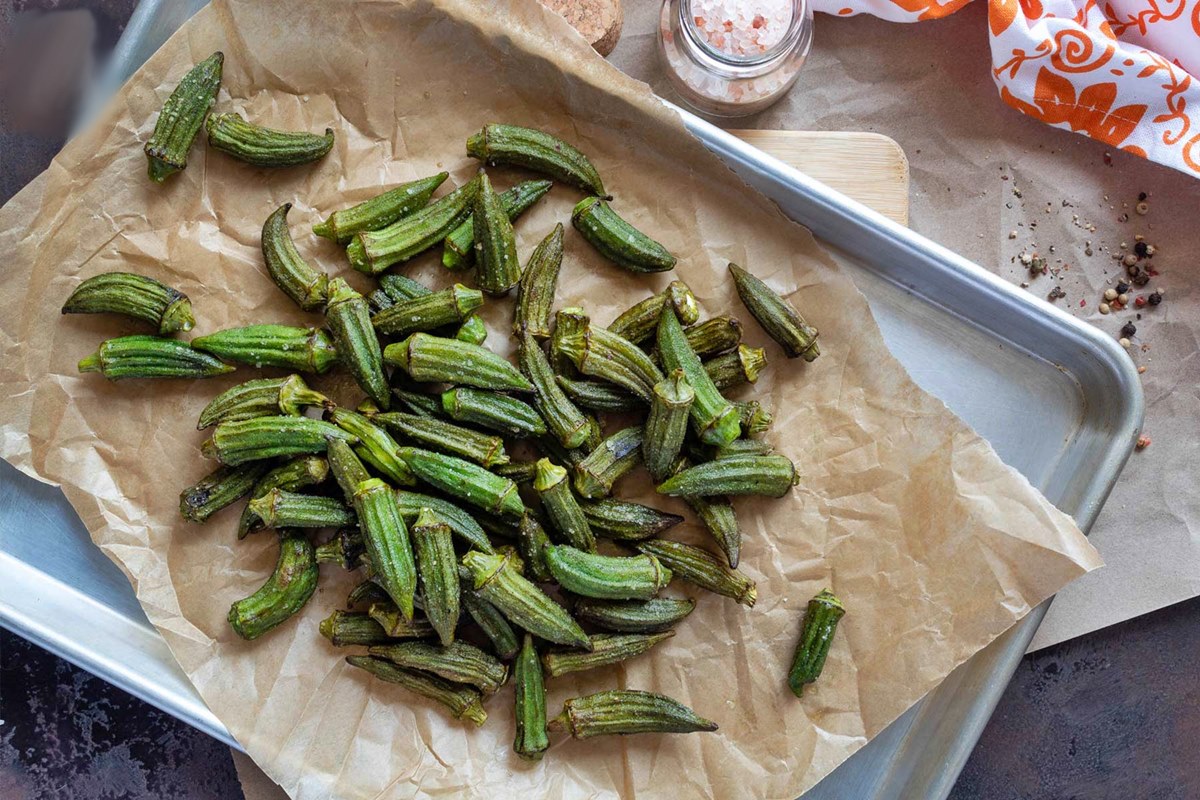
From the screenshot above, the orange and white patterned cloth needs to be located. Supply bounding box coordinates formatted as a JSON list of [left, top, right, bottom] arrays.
[[812, 0, 1200, 177]]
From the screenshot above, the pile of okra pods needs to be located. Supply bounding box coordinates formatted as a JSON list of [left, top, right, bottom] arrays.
[[63, 52, 847, 757]]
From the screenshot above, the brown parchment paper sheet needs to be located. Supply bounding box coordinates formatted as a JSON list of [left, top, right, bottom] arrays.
[[0, 0, 1101, 798]]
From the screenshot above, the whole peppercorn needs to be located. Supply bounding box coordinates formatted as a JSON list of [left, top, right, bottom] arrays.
[[1135, 295, 1147, 308], [1149, 291, 1163, 306], [1133, 241, 1149, 257], [1116, 281, 1130, 294], [1132, 271, 1151, 287], [1122, 253, 1138, 267], [1121, 322, 1137, 338]]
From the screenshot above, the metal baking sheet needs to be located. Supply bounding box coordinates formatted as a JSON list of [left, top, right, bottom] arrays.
[[0, 2, 1142, 797]]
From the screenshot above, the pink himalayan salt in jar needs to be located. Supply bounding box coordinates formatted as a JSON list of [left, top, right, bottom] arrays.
[[659, 0, 812, 117]]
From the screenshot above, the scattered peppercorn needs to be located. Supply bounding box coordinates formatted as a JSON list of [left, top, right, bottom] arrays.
[[1048, 286, 1066, 301], [1117, 293, 1129, 305], [1116, 281, 1130, 294], [1135, 202, 1149, 216], [1137, 191, 1147, 202], [1135, 296, 1147, 308], [1122, 253, 1138, 267], [1099, 303, 1111, 314], [1148, 291, 1163, 306], [1136, 435, 1151, 450], [1132, 272, 1151, 287], [1121, 322, 1137, 338], [1133, 241, 1148, 257], [1119, 337, 1132, 349], [1104, 288, 1118, 301]]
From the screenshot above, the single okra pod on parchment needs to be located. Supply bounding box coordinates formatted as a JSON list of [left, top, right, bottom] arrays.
[[729, 263, 820, 361], [327, 407, 416, 487], [249, 488, 354, 529], [572, 596, 696, 634], [144, 51, 222, 183], [657, 453, 797, 498], [542, 632, 674, 678], [191, 324, 338, 374], [410, 508, 461, 647], [374, 412, 509, 468], [550, 690, 718, 738], [206, 113, 333, 167], [206, 416, 354, 465], [555, 376, 642, 413], [61, 271, 195, 334], [635, 539, 756, 607], [398, 447, 524, 517], [78, 335, 233, 380], [370, 283, 483, 337], [198, 374, 329, 430], [326, 438, 372, 504], [556, 316, 664, 402], [441, 388, 546, 438], [394, 490, 493, 553], [325, 277, 391, 409], [643, 369, 694, 483], [228, 531, 318, 640], [261, 203, 329, 310], [680, 483, 741, 569], [513, 223, 564, 338], [460, 581, 520, 661], [346, 655, 487, 727], [657, 306, 740, 446], [348, 178, 480, 275], [573, 425, 644, 499], [703, 344, 768, 392], [314, 527, 366, 570], [319, 610, 396, 647], [179, 462, 268, 523], [580, 499, 683, 542], [736, 400, 774, 437], [454, 314, 488, 345], [444, 179, 553, 271], [238, 455, 329, 538], [471, 171, 522, 296], [533, 458, 595, 553], [354, 478, 419, 621], [518, 332, 593, 450], [368, 601, 437, 639], [461, 551, 590, 649], [788, 589, 846, 697], [466, 123, 605, 196], [513, 634, 549, 761], [370, 640, 507, 694], [543, 545, 672, 601], [313, 172, 448, 243], [572, 197, 676, 274], [385, 333, 533, 393], [676, 315, 744, 359], [608, 280, 700, 344]]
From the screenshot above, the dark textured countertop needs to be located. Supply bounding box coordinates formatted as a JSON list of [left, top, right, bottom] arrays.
[[2, 3, 1198, 799]]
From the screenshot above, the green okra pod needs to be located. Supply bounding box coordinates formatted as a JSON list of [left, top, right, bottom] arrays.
[[398, 447, 524, 517], [368, 601, 437, 639], [573, 425, 644, 499], [513, 634, 549, 761], [550, 690, 718, 738], [198, 374, 329, 430], [681, 487, 741, 569], [191, 324, 338, 374], [261, 203, 329, 310], [461, 551, 590, 649], [371, 283, 483, 337], [370, 640, 507, 694], [206, 113, 333, 166], [249, 488, 354, 528], [549, 306, 589, 376], [635, 539, 756, 606], [391, 387, 445, 419], [347, 579, 390, 607], [319, 610, 396, 647], [518, 332, 593, 449], [238, 455, 329, 538], [676, 315, 744, 359], [78, 335, 233, 380], [513, 223, 564, 338], [466, 123, 604, 195], [346, 655, 487, 726], [179, 462, 268, 523], [325, 277, 390, 409], [581, 499, 684, 542], [542, 632, 674, 678], [494, 460, 538, 484], [62, 271, 194, 334], [555, 376, 642, 413], [375, 412, 509, 468], [326, 437, 372, 504], [515, 511, 553, 583], [410, 508, 461, 646], [657, 306, 740, 446], [572, 596, 696, 633], [228, 531, 318, 640], [454, 314, 488, 345], [533, 458, 595, 553], [367, 289, 395, 314], [380, 273, 433, 302], [557, 318, 665, 402], [544, 545, 671, 601], [460, 583, 520, 660], [444, 179, 553, 271], [788, 589, 846, 697], [314, 527, 366, 570], [736, 400, 774, 437], [441, 387, 546, 438], [144, 51, 222, 182], [394, 490, 493, 553], [729, 263, 820, 361], [608, 280, 700, 343], [207, 416, 354, 465], [471, 171, 522, 296], [643, 369, 694, 483], [314, 172, 448, 243], [348, 178, 479, 275], [354, 478, 418, 620], [704, 344, 768, 392], [327, 407, 416, 486], [712, 439, 775, 459], [385, 333, 533, 392], [657, 453, 797, 498], [572, 197, 676, 274]]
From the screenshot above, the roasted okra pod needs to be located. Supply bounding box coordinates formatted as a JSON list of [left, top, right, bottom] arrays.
[[368, 602, 437, 639], [677, 315, 744, 358], [788, 589, 846, 697], [398, 447, 524, 517], [572, 596, 696, 633], [460, 581, 520, 661], [179, 462, 268, 523], [261, 203, 330, 310], [313, 172, 448, 243], [370, 640, 507, 693], [556, 314, 664, 402], [735, 400, 774, 437], [441, 388, 546, 438], [228, 531, 318, 640], [238, 455, 329, 538], [191, 324, 338, 374], [636, 539, 756, 607], [354, 478, 419, 621], [550, 690, 717, 738], [466, 123, 604, 196], [379, 273, 433, 302], [513, 223, 564, 338], [79, 335, 234, 380], [643, 369, 694, 482], [385, 333, 533, 392], [704, 344, 768, 392], [608, 280, 699, 343], [314, 527, 366, 569], [556, 376, 642, 413], [144, 51, 222, 183], [580, 499, 683, 541], [513, 634, 549, 761], [62, 272, 195, 334], [198, 374, 329, 430], [319, 610, 397, 647], [327, 407, 416, 486], [657, 306, 740, 446], [346, 655, 487, 727], [461, 550, 590, 649], [543, 545, 672, 601], [518, 332, 594, 449], [454, 314, 488, 345], [514, 511, 553, 583], [471, 171, 522, 296], [348, 178, 479, 275], [729, 263, 820, 361], [573, 425, 644, 499], [657, 453, 797, 498], [410, 508, 461, 646], [370, 284, 483, 337], [248, 488, 354, 529], [444, 179, 552, 271], [542, 632, 674, 678], [206, 113, 334, 166], [533, 458, 595, 553], [394, 490, 493, 553], [375, 412, 509, 468], [572, 197, 676, 274], [325, 278, 391, 409], [206, 416, 355, 466]]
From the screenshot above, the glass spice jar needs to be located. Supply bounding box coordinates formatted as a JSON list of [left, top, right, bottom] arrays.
[[658, 0, 813, 117]]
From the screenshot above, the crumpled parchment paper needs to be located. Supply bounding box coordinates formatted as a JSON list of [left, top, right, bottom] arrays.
[[0, 0, 1101, 797]]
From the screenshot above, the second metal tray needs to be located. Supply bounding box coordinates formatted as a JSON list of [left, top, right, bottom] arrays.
[[1, 2, 1142, 797]]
